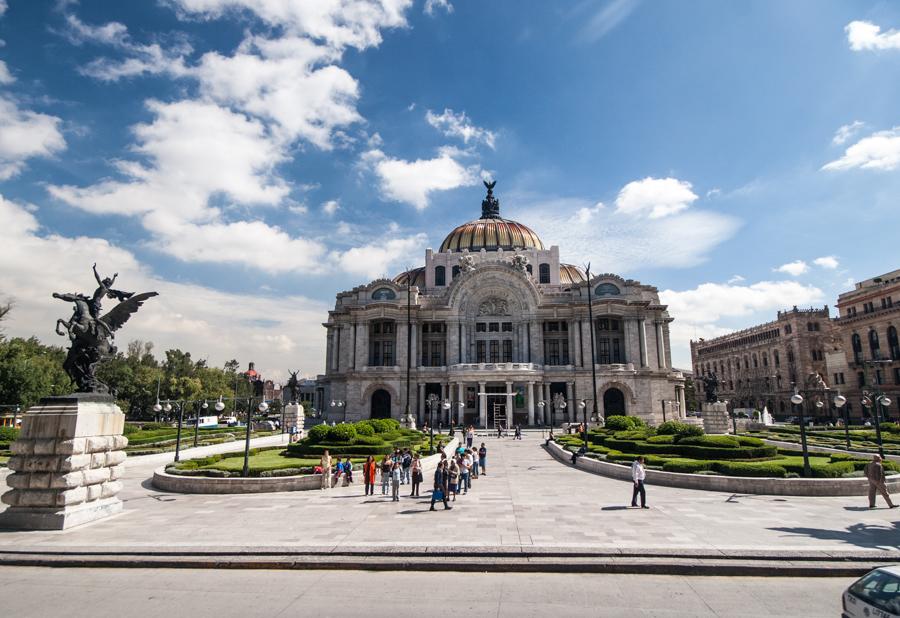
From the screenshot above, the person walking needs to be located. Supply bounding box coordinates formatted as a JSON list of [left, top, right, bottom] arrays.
[[448, 459, 460, 502], [459, 451, 471, 495], [478, 443, 487, 476], [380, 454, 392, 495], [390, 462, 401, 502], [401, 448, 412, 485], [430, 460, 451, 511], [410, 453, 423, 497], [363, 456, 377, 496], [514, 424, 522, 440], [320, 450, 332, 489], [470, 448, 479, 479], [631, 456, 648, 509], [865, 454, 898, 509], [344, 457, 353, 485], [466, 425, 475, 449]]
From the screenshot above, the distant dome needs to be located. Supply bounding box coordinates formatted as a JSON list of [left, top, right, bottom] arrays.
[[438, 181, 545, 253], [559, 263, 586, 285], [393, 266, 425, 288]]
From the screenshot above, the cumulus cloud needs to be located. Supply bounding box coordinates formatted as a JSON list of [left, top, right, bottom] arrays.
[[0, 0, 6, 18], [362, 146, 481, 210], [0, 60, 13, 84], [331, 233, 426, 280], [426, 108, 495, 148], [774, 260, 809, 276], [661, 279, 825, 367], [614, 177, 698, 219], [822, 127, 900, 171], [424, 0, 453, 15], [846, 20, 900, 51], [813, 255, 839, 269], [832, 120, 865, 145], [0, 195, 330, 376], [0, 97, 67, 180], [727, 275, 745, 284], [322, 199, 340, 215]]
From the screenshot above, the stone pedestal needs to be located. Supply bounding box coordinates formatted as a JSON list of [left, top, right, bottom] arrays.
[[283, 403, 305, 439], [0, 394, 127, 530], [701, 402, 731, 435]]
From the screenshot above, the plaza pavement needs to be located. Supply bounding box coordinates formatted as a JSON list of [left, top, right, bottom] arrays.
[[0, 431, 897, 567]]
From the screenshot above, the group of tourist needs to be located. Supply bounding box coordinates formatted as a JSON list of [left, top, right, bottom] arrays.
[[430, 442, 488, 511]]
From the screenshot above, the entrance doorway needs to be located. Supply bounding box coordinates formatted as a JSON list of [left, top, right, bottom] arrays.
[[371, 389, 391, 419], [603, 388, 625, 417]]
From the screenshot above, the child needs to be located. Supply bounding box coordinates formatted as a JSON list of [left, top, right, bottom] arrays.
[[391, 462, 401, 502]]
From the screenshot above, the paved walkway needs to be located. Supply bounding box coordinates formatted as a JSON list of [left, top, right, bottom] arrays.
[[0, 434, 898, 554]]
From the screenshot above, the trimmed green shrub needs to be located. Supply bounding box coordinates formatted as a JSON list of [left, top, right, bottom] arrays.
[[656, 421, 704, 437], [714, 461, 787, 478], [122, 424, 139, 436], [678, 435, 740, 448], [286, 443, 392, 456], [605, 452, 668, 466], [614, 429, 653, 440], [0, 426, 19, 442], [307, 424, 330, 443], [736, 436, 764, 447], [881, 422, 899, 433], [663, 459, 713, 474], [362, 418, 401, 433], [646, 434, 675, 444], [327, 424, 357, 443], [604, 415, 634, 431], [354, 422, 375, 436], [352, 435, 385, 446]]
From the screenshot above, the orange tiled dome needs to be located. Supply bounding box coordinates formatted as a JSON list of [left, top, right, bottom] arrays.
[[439, 218, 544, 253]]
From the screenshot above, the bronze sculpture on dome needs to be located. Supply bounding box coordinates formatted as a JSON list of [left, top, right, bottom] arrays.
[[53, 264, 158, 393], [481, 179, 500, 218]]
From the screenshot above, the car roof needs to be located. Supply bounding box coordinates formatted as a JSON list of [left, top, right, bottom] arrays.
[[873, 565, 900, 577]]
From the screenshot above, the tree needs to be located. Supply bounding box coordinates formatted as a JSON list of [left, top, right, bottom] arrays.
[[0, 337, 73, 409]]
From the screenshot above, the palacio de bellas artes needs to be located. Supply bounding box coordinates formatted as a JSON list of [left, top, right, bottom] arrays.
[[2, 2, 900, 617], [323, 182, 686, 429]]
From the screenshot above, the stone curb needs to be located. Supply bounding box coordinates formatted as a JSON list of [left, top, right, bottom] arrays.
[[546, 440, 900, 496], [0, 551, 890, 577]]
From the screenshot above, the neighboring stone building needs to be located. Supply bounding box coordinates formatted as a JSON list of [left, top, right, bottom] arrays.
[[321, 184, 686, 428], [690, 306, 834, 419], [829, 269, 900, 421]]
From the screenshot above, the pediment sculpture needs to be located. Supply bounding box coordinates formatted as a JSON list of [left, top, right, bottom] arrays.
[[478, 297, 509, 316]]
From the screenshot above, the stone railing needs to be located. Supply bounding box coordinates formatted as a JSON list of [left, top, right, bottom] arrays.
[[545, 439, 900, 497], [152, 438, 460, 494], [449, 363, 542, 372]]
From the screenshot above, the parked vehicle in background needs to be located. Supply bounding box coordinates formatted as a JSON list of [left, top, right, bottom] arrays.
[[842, 565, 900, 618]]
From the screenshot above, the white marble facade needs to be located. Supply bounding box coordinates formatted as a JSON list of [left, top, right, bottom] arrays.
[[322, 187, 685, 428]]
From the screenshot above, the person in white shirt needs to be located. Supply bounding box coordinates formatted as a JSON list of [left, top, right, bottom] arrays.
[[631, 456, 648, 509]]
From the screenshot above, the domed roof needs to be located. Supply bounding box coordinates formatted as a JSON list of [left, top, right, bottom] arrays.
[[438, 181, 545, 253], [559, 263, 587, 285], [392, 266, 425, 288]]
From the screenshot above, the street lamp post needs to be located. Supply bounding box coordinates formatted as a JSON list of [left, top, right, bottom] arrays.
[[426, 394, 439, 453], [193, 400, 208, 448], [330, 399, 345, 424], [790, 391, 811, 477], [584, 263, 600, 426], [242, 400, 268, 477], [862, 393, 891, 459], [833, 393, 849, 450]]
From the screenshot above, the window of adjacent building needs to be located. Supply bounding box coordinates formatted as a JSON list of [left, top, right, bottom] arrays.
[[503, 340, 513, 363], [787, 348, 794, 364], [774, 350, 780, 367], [489, 340, 500, 363], [539, 263, 551, 284], [852, 333, 863, 364], [888, 326, 900, 361], [452, 265, 460, 279], [489, 322, 500, 332], [857, 371, 865, 387], [434, 265, 446, 286], [784, 324, 792, 334], [476, 341, 486, 363], [476, 322, 487, 332], [370, 320, 395, 366], [502, 322, 513, 332], [869, 329, 880, 360]]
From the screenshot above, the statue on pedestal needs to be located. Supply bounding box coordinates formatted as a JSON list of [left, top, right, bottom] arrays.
[[285, 370, 301, 404]]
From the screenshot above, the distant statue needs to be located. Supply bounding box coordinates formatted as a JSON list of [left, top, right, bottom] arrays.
[[286, 370, 301, 404], [806, 372, 828, 390], [481, 179, 500, 218], [511, 254, 529, 272], [53, 264, 157, 393], [697, 373, 719, 403], [458, 254, 476, 273]]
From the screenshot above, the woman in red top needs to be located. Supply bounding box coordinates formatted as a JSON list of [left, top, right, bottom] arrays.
[[363, 456, 377, 496]]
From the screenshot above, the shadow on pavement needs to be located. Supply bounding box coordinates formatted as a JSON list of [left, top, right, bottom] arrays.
[[768, 520, 900, 550], [600, 506, 630, 511]]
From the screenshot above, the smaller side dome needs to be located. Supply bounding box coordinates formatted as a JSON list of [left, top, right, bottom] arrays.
[[392, 266, 425, 288], [560, 263, 586, 285]]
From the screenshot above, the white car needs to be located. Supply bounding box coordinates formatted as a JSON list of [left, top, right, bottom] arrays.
[[843, 565, 900, 618]]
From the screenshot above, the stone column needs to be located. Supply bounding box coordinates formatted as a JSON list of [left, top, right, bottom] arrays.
[[417, 383, 425, 425], [440, 383, 449, 424], [447, 320, 459, 365], [457, 383, 465, 425], [527, 381, 535, 426], [410, 321, 418, 369], [505, 380, 514, 429], [679, 385, 687, 419], [357, 321, 369, 369], [330, 327, 339, 371], [0, 395, 127, 530], [571, 319, 582, 367], [639, 318, 649, 368], [656, 321, 667, 369], [460, 324, 468, 363], [566, 382, 575, 422], [478, 381, 487, 428], [530, 320, 542, 364]]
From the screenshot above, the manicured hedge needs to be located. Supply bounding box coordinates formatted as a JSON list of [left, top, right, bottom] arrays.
[[307, 425, 330, 442], [656, 421, 704, 438], [714, 461, 788, 478], [662, 459, 714, 474], [602, 438, 777, 460], [0, 426, 19, 442], [678, 435, 740, 448], [287, 443, 393, 456], [605, 415, 639, 431], [646, 435, 675, 444], [355, 423, 375, 436]]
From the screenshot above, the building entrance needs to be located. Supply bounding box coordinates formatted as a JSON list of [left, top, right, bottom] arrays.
[[489, 402, 507, 432]]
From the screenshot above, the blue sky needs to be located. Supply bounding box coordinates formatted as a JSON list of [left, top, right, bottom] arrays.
[[1, 0, 899, 378]]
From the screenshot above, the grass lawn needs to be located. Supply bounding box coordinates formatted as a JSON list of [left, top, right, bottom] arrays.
[[0, 455, 8, 467], [180, 449, 368, 473]]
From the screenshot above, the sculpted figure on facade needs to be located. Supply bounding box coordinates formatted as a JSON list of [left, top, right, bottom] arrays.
[[478, 297, 509, 316], [511, 254, 529, 272], [458, 254, 476, 273]]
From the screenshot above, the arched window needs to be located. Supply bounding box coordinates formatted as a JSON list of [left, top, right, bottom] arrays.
[[744, 355, 750, 370], [869, 329, 880, 360], [526, 264, 533, 275], [539, 263, 551, 284], [773, 350, 780, 367], [787, 348, 794, 364], [888, 326, 900, 361], [452, 265, 460, 279], [752, 353, 758, 368], [595, 283, 621, 296], [371, 287, 396, 301], [434, 265, 446, 286], [852, 333, 862, 364], [762, 352, 769, 367]]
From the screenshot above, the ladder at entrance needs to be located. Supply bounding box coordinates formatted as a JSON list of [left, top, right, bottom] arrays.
[[492, 402, 506, 435]]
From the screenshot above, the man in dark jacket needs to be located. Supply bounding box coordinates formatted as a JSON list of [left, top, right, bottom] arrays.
[[865, 454, 897, 509], [430, 460, 452, 511]]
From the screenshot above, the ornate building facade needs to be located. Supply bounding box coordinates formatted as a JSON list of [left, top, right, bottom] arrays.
[[690, 307, 834, 419], [321, 184, 686, 427]]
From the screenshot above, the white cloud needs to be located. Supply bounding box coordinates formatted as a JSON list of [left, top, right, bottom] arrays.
[[661, 279, 825, 368], [0, 60, 13, 84], [614, 176, 698, 219], [322, 199, 339, 215], [774, 260, 809, 276], [170, 0, 413, 51], [577, 0, 640, 43], [0, 195, 330, 376], [0, 96, 67, 180], [813, 255, 839, 270], [362, 146, 481, 210], [574, 202, 604, 224], [727, 275, 745, 284], [0, 0, 6, 18], [425, 108, 496, 149], [331, 232, 426, 280], [822, 127, 900, 171], [424, 0, 453, 16], [832, 120, 865, 145], [846, 20, 900, 51]]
